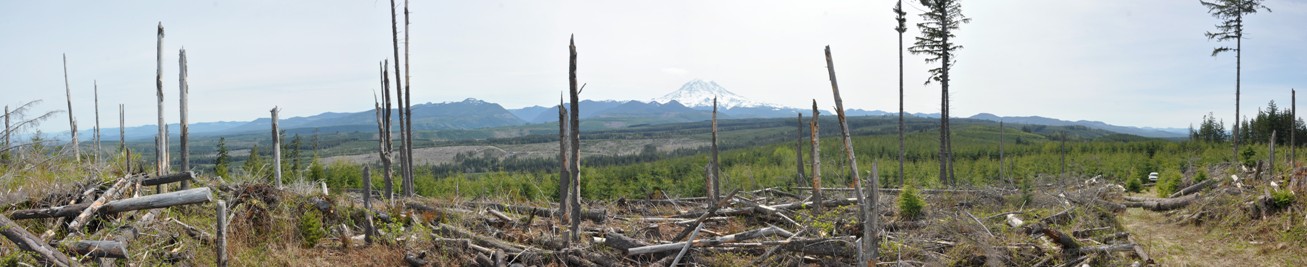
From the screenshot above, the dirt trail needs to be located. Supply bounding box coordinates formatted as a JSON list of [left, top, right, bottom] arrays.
[[1121, 205, 1303, 266]]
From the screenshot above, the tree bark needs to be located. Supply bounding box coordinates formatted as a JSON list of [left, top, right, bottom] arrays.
[[824, 45, 874, 263], [363, 166, 375, 244], [94, 81, 101, 165], [67, 175, 133, 235], [217, 200, 228, 267], [810, 101, 822, 215], [567, 36, 582, 244], [388, 0, 410, 198], [1168, 178, 1217, 198], [375, 61, 394, 200], [403, 0, 415, 198], [795, 113, 806, 186], [272, 107, 282, 188], [710, 97, 721, 205], [63, 54, 80, 163], [0, 215, 76, 267], [141, 171, 195, 186], [179, 49, 191, 189], [1123, 193, 1199, 211], [66, 240, 128, 259], [156, 23, 168, 177], [626, 226, 793, 256]]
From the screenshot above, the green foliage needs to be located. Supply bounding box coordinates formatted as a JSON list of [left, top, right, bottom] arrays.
[[1018, 174, 1033, 204], [214, 137, 230, 178], [1190, 112, 1229, 143], [244, 143, 264, 180], [1241, 145, 1257, 167], [796, 205, 849, 235], [898, 184, 925, 220], [1194, 168, 1209, 183], [1125, 175, 1142, 193], [1270, 190, 1296, 209], [1156, 169, 1183, 197], [308, 157, 325, 182], [297, 208, 325, 248]]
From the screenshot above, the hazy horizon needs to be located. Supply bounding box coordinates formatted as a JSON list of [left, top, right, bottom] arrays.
[[3, 0, 1306, 134]]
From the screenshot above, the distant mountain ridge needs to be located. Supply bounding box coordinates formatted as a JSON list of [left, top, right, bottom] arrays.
[[55, 79, 1183, 141]]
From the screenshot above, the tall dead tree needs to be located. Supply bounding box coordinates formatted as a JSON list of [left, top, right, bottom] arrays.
[[810, 101, 823, 214], [156, 23, 168, 176], [62, 54, 79, 162], [1269, 130, 1276, 177], [895, 0, 908, 188], [710, 97, 721, 205], [1000, 121, 1007, 184], [1293, 89, 1297, 166], [824, 45, 874, 263], [378, 61, 395, 200], [271, 107, 282, 188], [403, 0, 415, 197], [795, 113, 806, 186], [567, 36, 582, 243], [3, 105, 9, 161], [94, 81, 101, 164], [557, 99, 571, 230], [118, 104, 125, 153], [388, 0, 410, 197], [179, 49, 191, 189]]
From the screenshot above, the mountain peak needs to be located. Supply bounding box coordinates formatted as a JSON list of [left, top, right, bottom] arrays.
[[654, 79, 770, 109]]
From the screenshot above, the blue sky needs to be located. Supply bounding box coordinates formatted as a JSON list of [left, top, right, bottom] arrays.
[[2, 0, 1305, 134]]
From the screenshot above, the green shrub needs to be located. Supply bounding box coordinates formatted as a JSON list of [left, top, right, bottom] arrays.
[[1125, 176, 1142, 193], [1156, 169, 1182, 198], [1242, 146, 1257, 168], [1271, 190, 1296, 209], [898, 184, 925, 220], [297, 208, 326, 248], [1194, 169, 1208, 183]]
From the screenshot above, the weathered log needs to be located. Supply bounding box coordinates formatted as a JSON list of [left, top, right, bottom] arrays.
[[217, 200, 228, 267], [463, 202, 606, 223], [432, 223, 526, 254], [1041, 207, 1075, 225], [1071, 227, 1112, 238], [1168, 178, 1218, 198], [141, 171, 195, 186], [670, 223, 703, 266], [103, 187, 212, 213], [170, 217, 213, 242], [603, 231, 648, 253], [271, 107, 281, 188], [1078, 244, 1135, 253], [0, 215, 76, 266], [793, 187, 1004, 195], [67, 175, 133, 235], [732, 196, 801, 228], [1123, 193, 1199, 211], [66, 240, 128, 259], [626, 226, 793, 256]]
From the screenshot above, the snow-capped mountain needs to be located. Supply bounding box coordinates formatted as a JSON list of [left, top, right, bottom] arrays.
[[654, 79, 773, 109]]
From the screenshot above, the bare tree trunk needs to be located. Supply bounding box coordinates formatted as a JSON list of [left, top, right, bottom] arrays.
[[362, 166, 375, 244], [567, 36, 582, 244], [810, 101, 822, 215], [1270, 130, 1276, 178], [1293, 89, 1297, 167], [216, 200, 227, 267], [897, 10, 907, 188], [557, 101, 571, 232], [710, 97, 721, 205], [156, 23, 168, 177], [4, 105, 9, 162], [796, 113, 806, 186], [1234, 21, 1242, 165], [403, 0, 415, 197], [94, 81, 101, 165], [63, 54, 80, 163], [118, 104, 125, 153], [0, 215, 75, 267], [271, 107, 281, 188], [179, 49, 191, 189], [378, 61, 395, 200], [388, 0, 409, 198], [824, 46, 873, 263]]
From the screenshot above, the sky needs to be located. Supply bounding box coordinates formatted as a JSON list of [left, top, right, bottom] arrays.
[[2, 0, 1306, 135]]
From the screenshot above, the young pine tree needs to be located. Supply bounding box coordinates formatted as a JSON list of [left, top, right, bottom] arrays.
[[214, 137, 230, 178], [244, 143, 264, 180]]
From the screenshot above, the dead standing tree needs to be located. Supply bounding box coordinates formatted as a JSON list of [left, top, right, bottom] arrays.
[[62, 54, 79, 162], [824, 45, 875, 263], [566, 36, 583, 243], [94, 81, 101, 164], [557, 98, 571, 234], [375, 60, 395, 200], [810, 101, 823, 215], [388, 0, 412, 197], [711, 97, 721, 206], [179, 48, 191, 189], [403, 0, 415, 197], [271, 107, 282, 188], [795, 113, 806, 186], [156, 22, 169, 177]]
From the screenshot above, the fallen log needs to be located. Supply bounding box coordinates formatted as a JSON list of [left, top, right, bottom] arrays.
[[626, 226, 793, 256], [603, 231, 648, 253], [733, 195, 801, 228], [1123, 193, 1199, 211], [66, 240, 129, 259], [462, 202, 606, 223], [671, 189, 740, 241], [0, 215, 77, 267], [67, 175, 133, 235], [1078, 244, 1135, 253], [10, 187, 213, 219], [1168, 178, 1218, 198], [140, 171, 195, 186]]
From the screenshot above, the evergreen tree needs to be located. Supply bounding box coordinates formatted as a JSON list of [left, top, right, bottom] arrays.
[[244, 143, 263, 180], [894, 0, 908, 188], [215, 137, 230, 178], [289, 133, 303, 179], [1201, 0, 1270, 162], [908, 0, 969, 186]]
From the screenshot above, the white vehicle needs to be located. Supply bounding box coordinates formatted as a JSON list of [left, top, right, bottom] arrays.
[[1148, 172, 1159, 182]]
